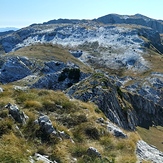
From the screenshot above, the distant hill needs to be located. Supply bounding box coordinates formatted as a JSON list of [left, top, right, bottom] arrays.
[[94, 13, 163, 33], [0, 27, 19, 32]]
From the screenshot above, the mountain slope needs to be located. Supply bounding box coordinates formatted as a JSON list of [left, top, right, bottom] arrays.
[[0, 13, 163, 162], [94, 13, 163, 33], [0, 27, 18, 32]]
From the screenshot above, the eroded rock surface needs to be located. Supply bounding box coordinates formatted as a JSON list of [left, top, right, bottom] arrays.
[[137, 140, 163, 163], [5, 103, 28, 124]]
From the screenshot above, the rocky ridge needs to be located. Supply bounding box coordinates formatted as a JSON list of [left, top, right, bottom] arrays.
[[0, 13, 163, 162], [66, 73, 163, 130], [95, 13, 163, 33]]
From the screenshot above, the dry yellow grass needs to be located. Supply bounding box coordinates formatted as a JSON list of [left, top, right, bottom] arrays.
[[0, 84, 141, 162], [9, 43, 92, 73], [137, 126, 163, 152], [24, 100, 43, 109], [0, 133, 33, 163]]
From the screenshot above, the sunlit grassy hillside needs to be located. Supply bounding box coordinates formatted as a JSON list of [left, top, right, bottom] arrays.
[[9, 43, 92, 73], [0, 84, 140, 163]]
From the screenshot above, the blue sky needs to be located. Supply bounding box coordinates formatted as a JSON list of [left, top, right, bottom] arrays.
[[1, 0, 163, 28]]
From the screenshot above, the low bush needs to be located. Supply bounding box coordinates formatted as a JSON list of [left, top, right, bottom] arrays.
[[61, 114, 87, 127], [85, 126, 100, 140], [0, 118, 13, 136], [0, 110, 8, 118], [71, 145, 87, 157]]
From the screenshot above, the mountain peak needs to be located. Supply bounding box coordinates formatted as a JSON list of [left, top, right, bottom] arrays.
[[94, 13, 163, 33], [0, 27, 19, 32]]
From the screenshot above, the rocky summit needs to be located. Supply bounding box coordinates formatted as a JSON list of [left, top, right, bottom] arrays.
[[0, 13, 163, 163]]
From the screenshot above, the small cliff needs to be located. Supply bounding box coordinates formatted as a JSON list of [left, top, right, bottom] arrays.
[[67, 73, 163, 130]]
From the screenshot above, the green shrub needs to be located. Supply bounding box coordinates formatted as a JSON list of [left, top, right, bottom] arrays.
[[42, 100, 55, 112], [0, 110, 8, 118], [61, 114, 87, 127], [71, 145, 87, 157], [68, 68, 80, 80], [85, 126, 100, 140], [117, 86, 123, 99], [58, 72, 67, 81], [0, 118, 13, 136], [94, 107, 102, 114], [58, 68, 80, 82]]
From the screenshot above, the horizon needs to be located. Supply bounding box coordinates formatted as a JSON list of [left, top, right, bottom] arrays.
[[1, 0, 163, 28], [1, 13, 163, 29]]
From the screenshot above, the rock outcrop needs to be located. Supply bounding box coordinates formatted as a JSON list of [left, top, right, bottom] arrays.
[[87, 147, 101, 158], [1, 14, 163, 57], [66, 74, 137, 130], [5, 103, 28, 124], [32, 62, 87, 90], [67, 73, 163, 130], [125, 72, 163, 106], [137, 140, 163, 163], [107, 121, 127, 138], [30, 153, 57, 163], [96, 118, 127, 138], [123, 91, 163, 128], [35, 114, 57, 135], [0, 54, 88, 91], [0, 56, 32, 83]]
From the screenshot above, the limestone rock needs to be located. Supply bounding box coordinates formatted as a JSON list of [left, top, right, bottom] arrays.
[[30, 153, 57, 163], [41, 61, 66, 74], [0, 87, 3, 93], [137, 140, 163, 163], [5, 103, 28, 124], [87, 147, 101, 158], [124, 92, 163, 128], [32, 63, 87, 90], [107, 121, 127, 138], [0, 56, 32, 83], [66, 74, 137, 130], [36, 114, 57, 135], [14, 86, 28, 91]]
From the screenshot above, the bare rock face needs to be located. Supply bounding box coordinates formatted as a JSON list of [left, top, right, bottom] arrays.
[[67, 73, 163, 130], [107, 121, 127, 138], [125, 72, 163, 107], [35, 114, 57, 135], [0, 34, 21, 53], [96, 118, 127, 138], [30, 153, 57, 163], [123, 91, 163, 128], [0, 54, 88, 91], [0, 56, 32, 83], [32, 62, 86, 90], [5, 103, 28, 124], [87, 147, 101, 158], [137, 140, 163, 163], [66, 74, 137, 130]]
